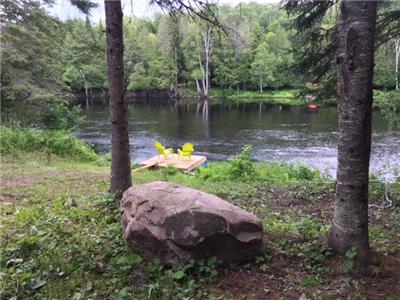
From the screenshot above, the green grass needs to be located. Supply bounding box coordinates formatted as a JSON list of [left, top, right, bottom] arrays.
[[0, 152, 333, 299], [223, 89, 298, 99], [181, 88, 399, 109], [212, 89, 303, 106], [0, 126, 108, 164], [1, 142, 400, 299], [179, 87, 302, 105]]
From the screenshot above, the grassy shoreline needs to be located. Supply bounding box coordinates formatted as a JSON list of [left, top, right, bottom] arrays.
[[179, 88, 399, 108], [180, 88, 304, 106], [1, 131, 400, 299]]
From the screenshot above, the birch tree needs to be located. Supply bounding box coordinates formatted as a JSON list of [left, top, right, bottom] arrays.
[[79, 68, 90, 107], [198, 26, 213, 97]]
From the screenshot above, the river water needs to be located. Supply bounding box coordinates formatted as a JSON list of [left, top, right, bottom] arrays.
[[77, 100, 399, 179]]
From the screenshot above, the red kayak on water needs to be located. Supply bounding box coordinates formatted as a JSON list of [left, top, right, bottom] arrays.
[[306, 104, 320, 110]]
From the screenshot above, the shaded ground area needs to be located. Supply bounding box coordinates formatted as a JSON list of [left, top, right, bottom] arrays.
[[213, 187, 400, 299], [1, 154, 399, 299]]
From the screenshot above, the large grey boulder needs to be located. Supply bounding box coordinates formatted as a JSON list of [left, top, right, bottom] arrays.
[[121, 181, 263, 265]]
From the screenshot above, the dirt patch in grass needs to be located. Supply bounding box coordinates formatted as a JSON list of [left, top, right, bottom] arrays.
[[214, 256, 305, 299], [261, 186, 335, 222], [0, 175, 36, 190], [0, 193, 14, 205], [212, 252, 400, 300], [211, 184, 400, 300], [0, 167, 108, 205]]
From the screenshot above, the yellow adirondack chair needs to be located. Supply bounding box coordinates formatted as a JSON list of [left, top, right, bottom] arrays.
[[178, 143, 194, 159], [154, 141, 173, 157]]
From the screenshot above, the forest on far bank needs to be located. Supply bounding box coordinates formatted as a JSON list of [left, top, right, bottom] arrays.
[[1, 0, 399, 129]]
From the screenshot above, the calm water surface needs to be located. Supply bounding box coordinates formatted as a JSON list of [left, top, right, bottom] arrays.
[[77, 100, 400, 179]]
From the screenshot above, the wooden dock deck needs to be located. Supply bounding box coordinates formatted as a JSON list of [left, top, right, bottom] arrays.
[[136, 154, 207, 172]]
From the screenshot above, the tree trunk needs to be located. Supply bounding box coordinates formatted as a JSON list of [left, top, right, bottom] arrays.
[[105, 0, 132, 197], [198, 27, 213, 98], [174, 45, 179, 88], [328, 0, 377, 255], [396, 38, 399, 91], [203, 28, 212, 97], [195, 78, 202, 96], [198, 53, 206, 96], [101, 86, 107, 105], [79, 68, 89, 108], [85, 86, 89, 108], [90, 88, 94, 106]]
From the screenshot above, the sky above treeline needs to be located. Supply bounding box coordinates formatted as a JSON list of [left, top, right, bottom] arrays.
[[47, 0, 279, 22]]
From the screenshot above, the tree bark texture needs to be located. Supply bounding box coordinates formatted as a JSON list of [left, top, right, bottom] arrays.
[[329, 0, 377, 254], [105, 0, 132, 196]]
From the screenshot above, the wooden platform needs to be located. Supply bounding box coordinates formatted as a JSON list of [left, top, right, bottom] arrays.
[[137, 154, 207, 172]]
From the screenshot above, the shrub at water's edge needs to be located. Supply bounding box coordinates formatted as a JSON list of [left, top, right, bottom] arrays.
[[374, 91, 400, 130], [0, 126, 105, 164]]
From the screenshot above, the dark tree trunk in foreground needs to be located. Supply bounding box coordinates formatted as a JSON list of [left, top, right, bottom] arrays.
[[105, 0, 132, 196], [328, 1, 377, 255]]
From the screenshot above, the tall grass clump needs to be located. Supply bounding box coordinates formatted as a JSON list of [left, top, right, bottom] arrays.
[[0, 126, 102, 163], [197, 145, 323, 185], [227, 145, 256, 179]]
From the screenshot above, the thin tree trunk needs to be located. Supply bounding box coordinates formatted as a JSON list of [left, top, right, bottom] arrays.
[[328, 0, 377, 256], [174, 45, 179, 88], [79, 68, 89, 108], [204, 28, 212, 97], [198, 53, 206, 96], [198, 27, 213, 98], [90, 88, 94, 106], [204, 29, 209, 97], [101, 86, 107, 105], [195, 78, 202, 96], [396, 38, 399, 91], [105, 0, 132, 197]]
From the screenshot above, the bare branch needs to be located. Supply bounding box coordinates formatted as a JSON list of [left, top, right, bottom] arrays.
[[150, 0, 230, 35]]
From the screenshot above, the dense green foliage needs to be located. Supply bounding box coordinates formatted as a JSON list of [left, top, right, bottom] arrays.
[[1, 0, 398, 128], [284, 0, 400, 99], [0, 1, 86, 128], [374, 91, 400, 130], [122, 3, 297, 93], [62, 19, 107, 94], [0, 127, 103, 163]]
